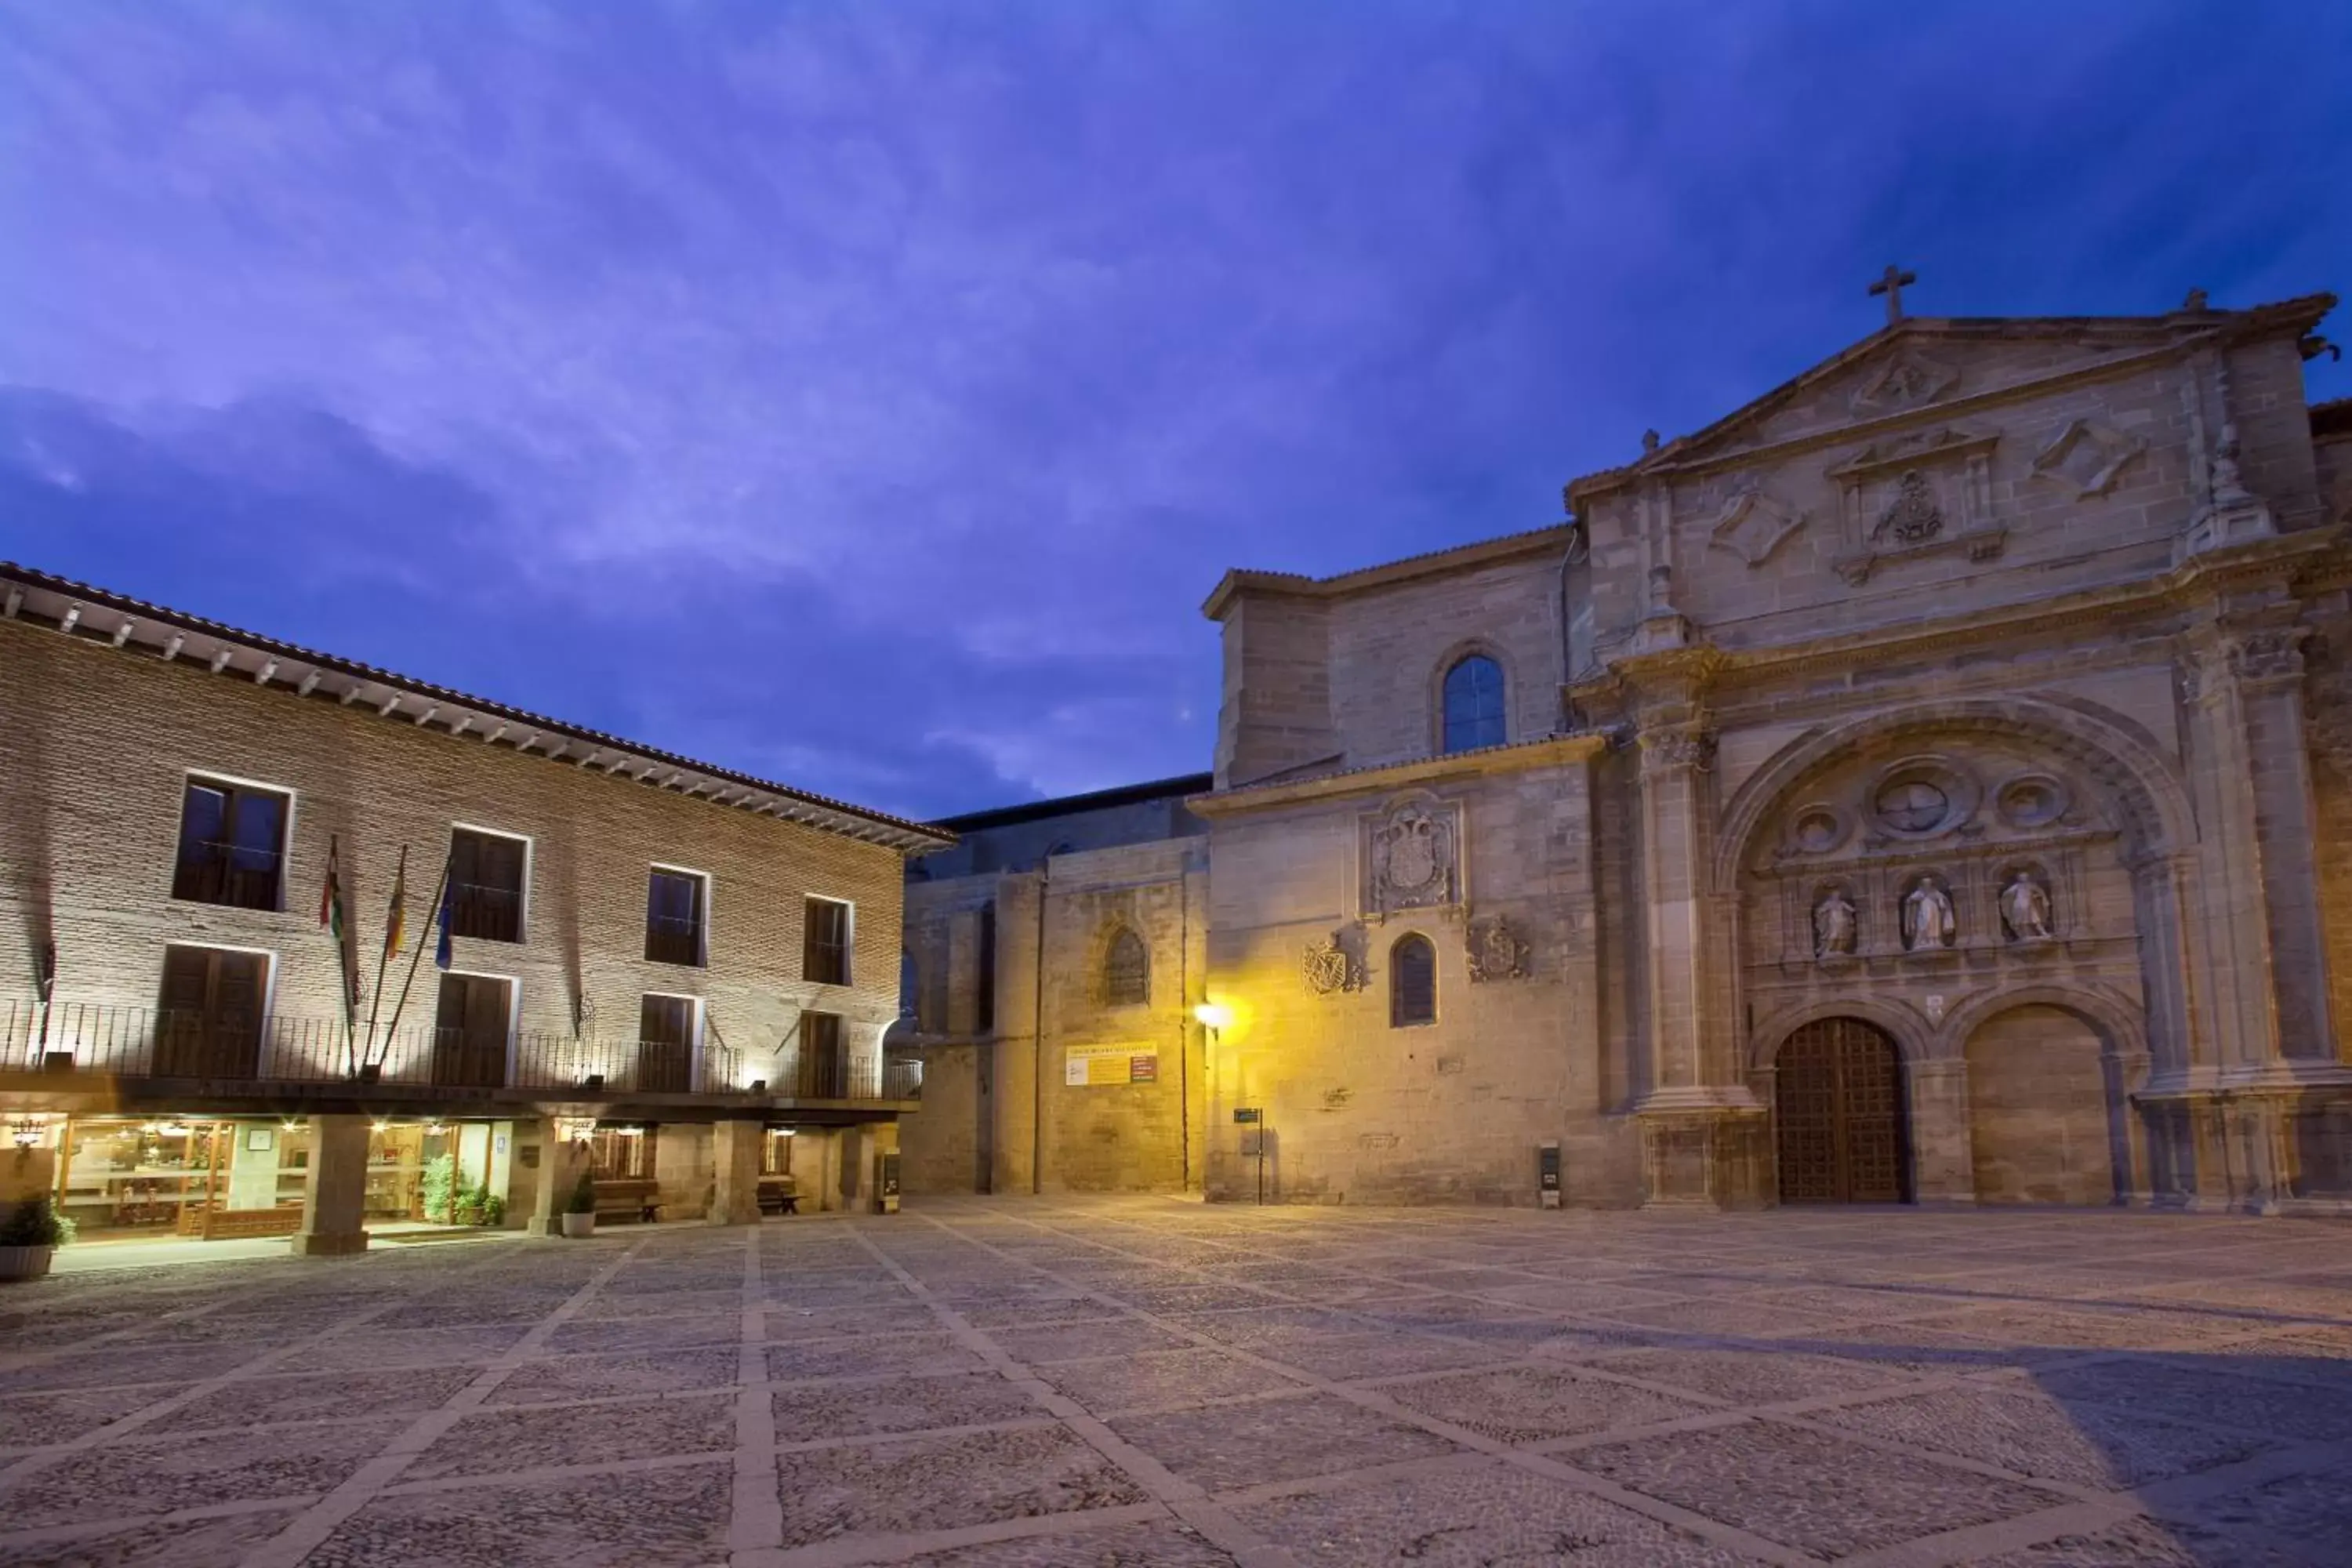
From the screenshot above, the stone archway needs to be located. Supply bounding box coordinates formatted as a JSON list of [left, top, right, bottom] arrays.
[[1960, 1003, 2125, 1205], [1774, 1017, 1910, 1203]]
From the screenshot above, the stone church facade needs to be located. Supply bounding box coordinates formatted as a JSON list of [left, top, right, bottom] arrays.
[[905, 286, 2352, 1214]]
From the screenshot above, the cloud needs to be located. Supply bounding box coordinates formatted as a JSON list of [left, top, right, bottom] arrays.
[[0, 0, 2346, 817]]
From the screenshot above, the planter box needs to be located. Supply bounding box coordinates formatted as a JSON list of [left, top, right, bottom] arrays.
[[0, 1245, 55, 1283], [560, 1212, 595, 1240]]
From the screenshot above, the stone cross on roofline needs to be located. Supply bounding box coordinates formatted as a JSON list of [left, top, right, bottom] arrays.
[[1868, 263, 1918, 325]]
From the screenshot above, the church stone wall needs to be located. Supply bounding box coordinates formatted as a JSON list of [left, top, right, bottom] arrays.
[[1323, 557, 1564, 771], [1198, 746, 1634, 1207], [895, 840, 1207, 1195]]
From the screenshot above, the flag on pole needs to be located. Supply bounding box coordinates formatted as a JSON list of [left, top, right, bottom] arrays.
[[321, 836, 356, 1014], [434, 873, 455, 970], [383, 851, 408, 963]]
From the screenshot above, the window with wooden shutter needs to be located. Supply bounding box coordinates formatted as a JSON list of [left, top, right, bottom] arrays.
[[1390, 933, 1437, 1028], [646, 869, 707, 967], [637, 993, 696, 1093], [802, 897, 851, 985], [431, 972, 512, 1088], [154, 944, 268, 1077], [172, 777, 289, 910], [448, 828, 528, 942]]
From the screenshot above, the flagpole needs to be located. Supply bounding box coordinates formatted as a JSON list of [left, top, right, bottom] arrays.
[[378, 851, 451, 1066], [328, 838, 360, 1074], [361, 845, 406, 1071]]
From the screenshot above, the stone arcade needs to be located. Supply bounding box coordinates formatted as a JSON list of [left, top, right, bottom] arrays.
[[898, 283, 2352, 1214]]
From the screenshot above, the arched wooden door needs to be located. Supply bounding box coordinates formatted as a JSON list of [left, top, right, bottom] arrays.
[[1775, 1018, 1909, 1203]]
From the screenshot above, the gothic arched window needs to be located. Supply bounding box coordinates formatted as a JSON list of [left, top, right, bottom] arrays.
[[1441, 655, 1506, 753], [1390, 933, 1436, 1027], [1104, 928, 1149, 1007]]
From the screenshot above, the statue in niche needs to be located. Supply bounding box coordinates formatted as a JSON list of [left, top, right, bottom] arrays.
[[1812, 888, 1857, 958], [2001, 870, 2053, 942], [1902, 877, 1957, 951]]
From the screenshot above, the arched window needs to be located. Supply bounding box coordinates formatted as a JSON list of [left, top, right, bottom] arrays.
[[1390, 933, 1436, 1027], [1104, 928, 1149, 1007], [1441, 655, 1506, 753]]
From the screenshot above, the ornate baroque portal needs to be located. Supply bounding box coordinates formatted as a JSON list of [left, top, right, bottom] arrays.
[[1738, 724, 2153, 1204]]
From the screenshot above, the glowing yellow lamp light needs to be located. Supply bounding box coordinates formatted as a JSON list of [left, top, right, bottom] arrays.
[[1193, 1002, 1234, 1032]]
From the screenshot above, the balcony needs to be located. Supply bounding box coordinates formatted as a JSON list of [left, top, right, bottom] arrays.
[[0, 1000, 919, 1105]]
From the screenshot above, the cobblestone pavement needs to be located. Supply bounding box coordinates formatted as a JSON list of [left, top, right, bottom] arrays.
[[2, 1198, 2349, 1566]]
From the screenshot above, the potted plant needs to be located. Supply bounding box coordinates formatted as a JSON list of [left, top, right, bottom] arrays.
[[0, 1194, 74, 1282], [561, 1171, 597, 1238], [421, 1154, 457, 1224]]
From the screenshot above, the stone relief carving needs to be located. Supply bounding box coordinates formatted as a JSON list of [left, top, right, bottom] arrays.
[[1301, 927, 1367, 996], [1828, 427, 2002, 583], [2227, 630, 2305, 683], [1849, 347, 1958, 413], [1902, 877, 1958, 951], [2000, 869, 2053, 942], [1706, 481, 1809, 568], [1873, 470, 1944, 546], [1812, 888, 1858, 958], [1465, 916, 1530, 983], [1370, 800, 1458, 916], [1639, 726, 1718, 772], [2031, 418, 2147, 499]]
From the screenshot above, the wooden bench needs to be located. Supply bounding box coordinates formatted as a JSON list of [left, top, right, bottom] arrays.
[[757, 1178, 800, 1217], [176, 1203, 306, 1240], [592, 1178, 662, 1224]]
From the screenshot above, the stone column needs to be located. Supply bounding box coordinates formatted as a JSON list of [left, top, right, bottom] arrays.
[[1631, 701, 1763, 1206], [291, 1112, 370, 1258], [528, 1131, 593, 1236], [1907, 1059, 1975, 1203], [710, 1120, 762, 1226]]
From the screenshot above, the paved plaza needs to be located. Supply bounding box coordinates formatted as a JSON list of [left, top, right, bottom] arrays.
[[1, 1200, 2348, 1566]]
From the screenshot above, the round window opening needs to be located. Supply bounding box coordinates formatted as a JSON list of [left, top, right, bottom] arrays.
[[1792, 808, 1843, 854], [1997, 776, 2067, 828], [1875, 779, 1951, 834]]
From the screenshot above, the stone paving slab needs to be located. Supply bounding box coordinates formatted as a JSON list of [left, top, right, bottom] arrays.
[[0, 1197, 2343, 1566]]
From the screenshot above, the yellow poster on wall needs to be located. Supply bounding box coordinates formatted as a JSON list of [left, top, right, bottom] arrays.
[[1065, 1044, 1158, 1087]]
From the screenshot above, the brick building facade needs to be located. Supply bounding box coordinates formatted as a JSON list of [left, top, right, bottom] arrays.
[[902, 287, 2352, 1214], [0, 565, 948, 1251]]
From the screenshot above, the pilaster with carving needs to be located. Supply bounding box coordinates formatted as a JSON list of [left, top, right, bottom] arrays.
[[2181, 600, 2338, 1070], [1621, 648, 1762, 1205]]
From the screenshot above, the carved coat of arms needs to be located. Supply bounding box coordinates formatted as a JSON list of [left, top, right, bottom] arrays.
[[1465, 916, 1528, 983], [1301, 930, 1365, 996], [1370, 802, 1456, 917]]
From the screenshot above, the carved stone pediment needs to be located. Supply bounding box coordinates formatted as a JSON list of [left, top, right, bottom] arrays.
[[1706, 481, 1809, 568], [1363, 794, 1461, 920], [1827, 426, 2003, 584], [1848, 347, 1959, 415], [2031, 418, 2146, 499], [1825, 425, 1999, 483]]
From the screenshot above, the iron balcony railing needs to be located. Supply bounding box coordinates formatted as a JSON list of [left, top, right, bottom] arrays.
[[0, 1000, 919, 1101]]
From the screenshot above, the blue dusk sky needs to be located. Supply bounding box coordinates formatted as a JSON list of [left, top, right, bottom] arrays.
[[4, 2, 2347, 820]]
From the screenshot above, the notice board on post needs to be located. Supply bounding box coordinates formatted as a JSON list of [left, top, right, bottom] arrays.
[[1065, 1043, 1159, 1087]]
